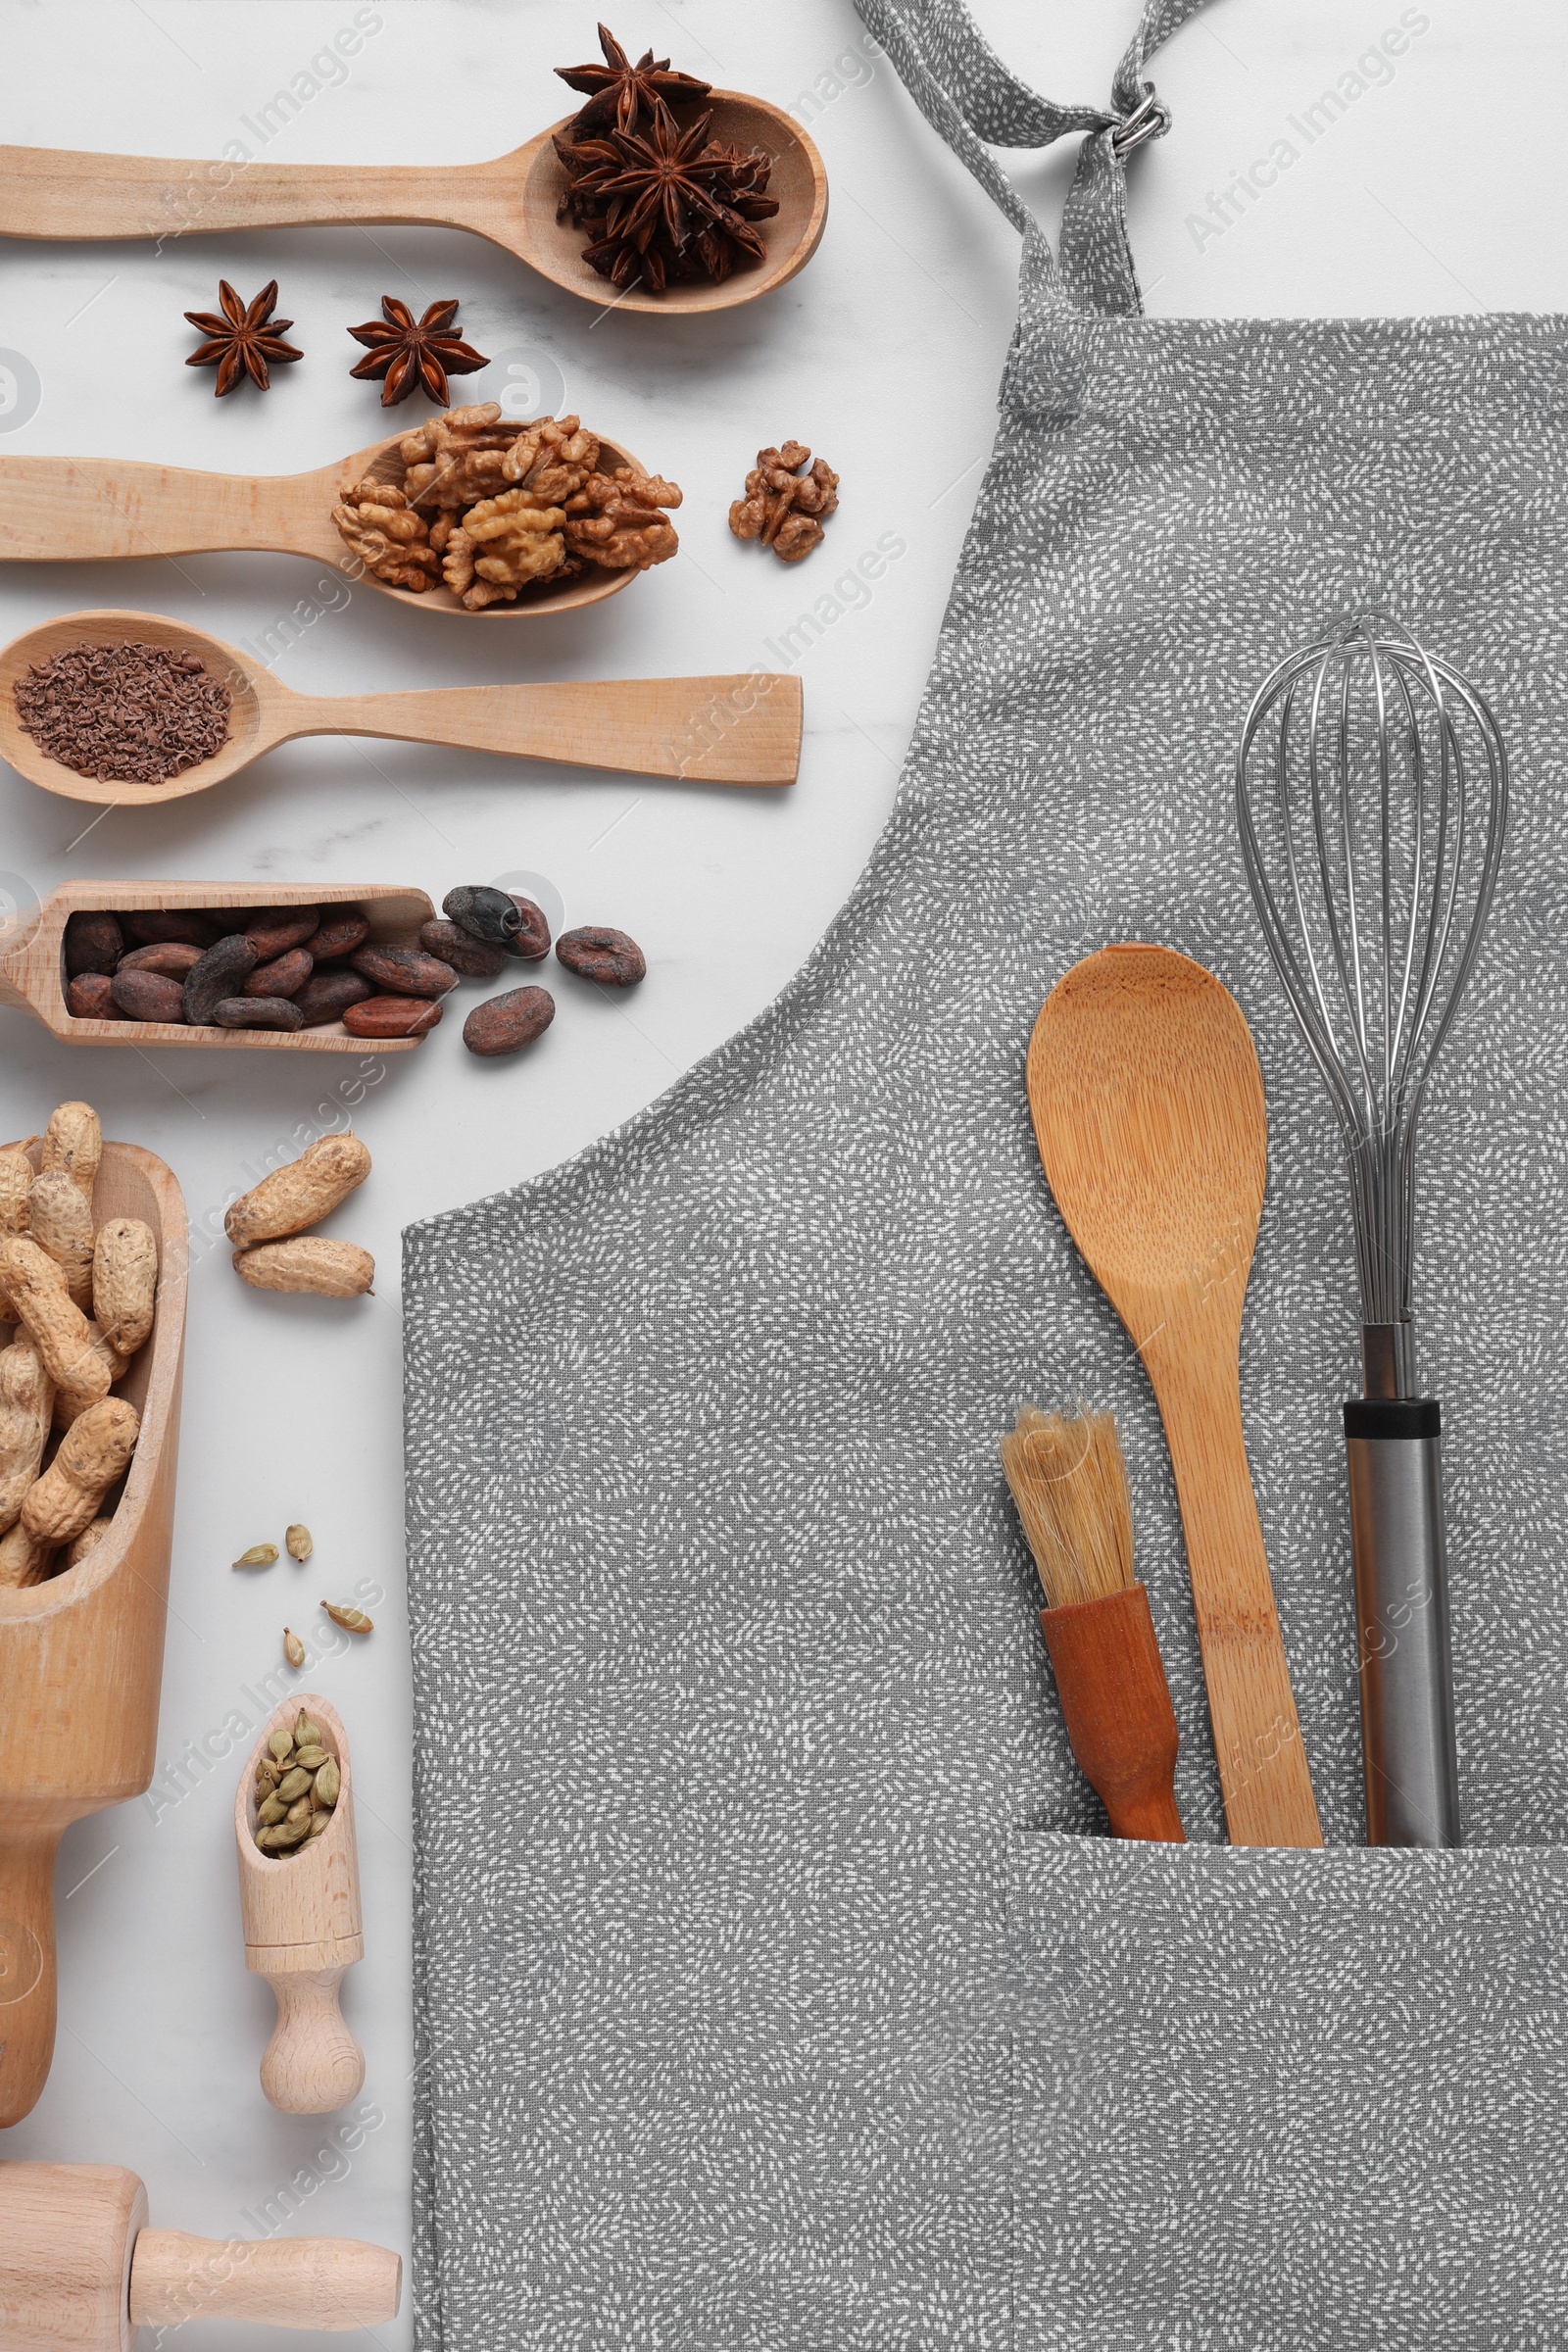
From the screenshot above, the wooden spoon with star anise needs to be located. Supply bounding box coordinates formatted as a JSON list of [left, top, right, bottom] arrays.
[[0, 91, 826, 317]]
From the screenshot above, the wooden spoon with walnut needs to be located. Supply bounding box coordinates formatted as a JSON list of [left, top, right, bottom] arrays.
[[0, 427, 656, 621]]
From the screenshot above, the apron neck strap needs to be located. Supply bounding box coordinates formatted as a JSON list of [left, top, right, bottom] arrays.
[[857, 0, 1212, 320]]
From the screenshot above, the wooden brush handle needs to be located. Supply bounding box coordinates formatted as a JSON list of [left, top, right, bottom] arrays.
[[1040, 1586, 1185, 1842], [260, 1968, 365, 2116], [0, 1828, 60, 2128], [128, 2229, 401, 2329]]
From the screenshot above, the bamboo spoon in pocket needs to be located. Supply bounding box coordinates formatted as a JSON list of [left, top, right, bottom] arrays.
[[0, 427, 654, 619], [0, 94, 828, 318], [1003, 1404, 1185, 1842], [1026, 944, 1322, 1850], [0, 612, 802, 807]]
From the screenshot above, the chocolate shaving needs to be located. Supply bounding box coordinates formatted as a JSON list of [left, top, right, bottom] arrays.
[[13, 641, 232, 783]]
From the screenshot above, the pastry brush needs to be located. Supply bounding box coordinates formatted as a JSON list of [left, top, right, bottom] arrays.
[[1002, 1405, 1185, 1842]]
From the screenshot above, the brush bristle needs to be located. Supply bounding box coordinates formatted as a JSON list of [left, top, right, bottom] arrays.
[[1000, 1405, 1135, 1610]]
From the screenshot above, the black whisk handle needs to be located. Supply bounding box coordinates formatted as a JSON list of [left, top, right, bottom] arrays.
[[1343, 1397, 1462, 1847]]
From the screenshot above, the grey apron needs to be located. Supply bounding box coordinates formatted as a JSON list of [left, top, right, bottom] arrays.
[[404, 4, 1568, 2342]]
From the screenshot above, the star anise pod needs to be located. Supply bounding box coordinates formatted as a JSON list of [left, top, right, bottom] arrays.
[[183, 279, 302, 397], [346, 296, 490, 407], [555, 104, 779, 293], [556, 23, 710, 135]]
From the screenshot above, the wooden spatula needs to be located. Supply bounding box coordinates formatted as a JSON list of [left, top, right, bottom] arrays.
[[1026, 944, 1322, 1848]]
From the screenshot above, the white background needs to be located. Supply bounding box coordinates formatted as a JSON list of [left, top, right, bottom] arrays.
[[0, 2, 1558, 2342]]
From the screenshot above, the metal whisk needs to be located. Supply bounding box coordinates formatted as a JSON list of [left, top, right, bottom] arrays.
[[1236, 612, 1508, 1847]]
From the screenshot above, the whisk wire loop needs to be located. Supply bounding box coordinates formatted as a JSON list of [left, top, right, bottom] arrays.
[[1236, 613, 1506, 1381]]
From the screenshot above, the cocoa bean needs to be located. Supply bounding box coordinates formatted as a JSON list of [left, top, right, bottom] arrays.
[[243, 907, 320, 961], [66, 974, 124, 1020], [349, 943, 457, 999], [122, 907, 221, 949], [64, 909, 123, 977], [308, 911, 369, 962], [293, 970, 374, 1027], [183, 933, 260, 1026], [443, 884, 522, 946], [506, 895, 552, 960], [342, 994, 444, 1038], [556, 925, 646, 987], [418, 918, 509, 979], [244, 946, 315, 999], [214, 997, 305, 1031], [111, 968, 187, 1022], [117, 941, 203, 980], [463, 985, 556, 1057]]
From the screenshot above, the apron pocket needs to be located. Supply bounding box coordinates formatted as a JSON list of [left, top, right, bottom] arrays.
[[1005, 1833, 1568, 2351]]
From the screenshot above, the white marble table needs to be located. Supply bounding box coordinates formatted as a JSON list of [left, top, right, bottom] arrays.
[[0, 2, 1555, 2340]]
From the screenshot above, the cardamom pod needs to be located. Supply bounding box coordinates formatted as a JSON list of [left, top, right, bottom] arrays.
[[268, 1729, 293, 1762], [286, 1795, 312, 1824], [294, 1744, 329, 1771], [295, 1711, 321, 1747], [321, 1601, 372, 1633], [257, 1794, 287, 1827], [276, 1766, 312, 1802], [283, 1627, 305, 1668], [314, 1757, 341, 1808], [271, 1816, 312, 1848], [286, 1523, 313, 1560], [233, 1543, 279, 1568], [308, 1809, 331, 1838]]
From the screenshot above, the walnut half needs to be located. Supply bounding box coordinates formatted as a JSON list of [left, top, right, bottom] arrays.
[[331, 480, 441, 592], [442, 489, 569, 611], [563, 466, 682, 570], [729, 442, 839, 564]]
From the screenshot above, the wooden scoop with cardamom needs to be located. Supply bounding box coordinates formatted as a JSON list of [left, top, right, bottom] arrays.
[[235, 1693, 364, 2115]]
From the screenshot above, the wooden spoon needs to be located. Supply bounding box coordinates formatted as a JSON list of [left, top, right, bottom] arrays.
[[236, 1693, 364, 2116], [1026, 944, 1322, 1849], [0, 611, 803, 807], [0, 427, 650, 620], [0, 881, 437, 1055], [0, 95, 828, 317]]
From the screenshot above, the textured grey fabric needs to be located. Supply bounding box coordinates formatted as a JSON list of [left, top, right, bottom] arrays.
[[404, 4, 1568, 2343], [1008, 1837, 1568, 2350]]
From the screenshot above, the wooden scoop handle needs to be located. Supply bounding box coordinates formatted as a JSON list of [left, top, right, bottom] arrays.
[[280, 676, 804, 788], [260, 1968, 366, 2116], [0, 455, 336, 564], [0, 145, 487, 242], [128, 2229, 401, 2330], [0, 1827, 60, 2129]]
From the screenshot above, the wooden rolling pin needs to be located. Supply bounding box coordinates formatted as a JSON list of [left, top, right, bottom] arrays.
[[0, 2161, 400, 2344]]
